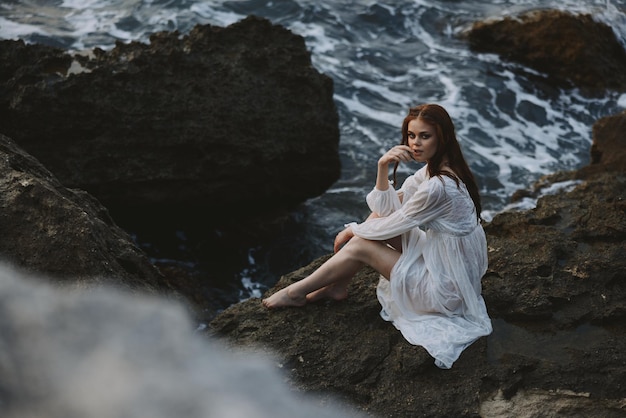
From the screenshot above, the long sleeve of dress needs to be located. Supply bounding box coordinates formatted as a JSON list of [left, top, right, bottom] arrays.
[[350, 174, 452, 240], [365, 165, 428, 217]]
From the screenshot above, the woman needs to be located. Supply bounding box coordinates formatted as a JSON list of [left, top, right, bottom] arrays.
[[263, 104, 492, 369]]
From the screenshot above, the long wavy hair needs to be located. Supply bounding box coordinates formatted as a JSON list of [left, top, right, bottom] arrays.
[[392, 104, 483, 220]]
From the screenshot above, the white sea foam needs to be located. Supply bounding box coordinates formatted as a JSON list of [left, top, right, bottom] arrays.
[[64, 8, 134, 45], [240, 275, 263, 300], [60, 0, 104, 8], [189, 3, 243, 27], [290, 21, 339, 54], [351, 80, 410, 106], [334, 94, 401, 127], [325, 186, 372, 194], [484, 179, 584, 221], [0, 16, 50, 39]]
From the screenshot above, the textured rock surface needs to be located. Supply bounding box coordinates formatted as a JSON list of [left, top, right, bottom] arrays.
[[465, 10, 626, 93], [0, 16, 340, 232], [209, 111, 626, 417], [0, 133, 169, 294]]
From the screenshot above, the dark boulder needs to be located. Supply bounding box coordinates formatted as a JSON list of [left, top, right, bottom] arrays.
[[0, 16, 340, 232], [465, 10, 626, 93], [0, 133, 170, 294]]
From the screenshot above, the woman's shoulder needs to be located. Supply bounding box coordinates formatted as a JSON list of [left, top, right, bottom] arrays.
[[425, 173, 468, 194], [414, 166, 459, 185], [409, 167, 467, 197], [399, 165, 427, 190]]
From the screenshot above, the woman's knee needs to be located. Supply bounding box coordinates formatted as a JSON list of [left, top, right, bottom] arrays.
[[342, 236, 400, 278], [343, 236, 384, 260]]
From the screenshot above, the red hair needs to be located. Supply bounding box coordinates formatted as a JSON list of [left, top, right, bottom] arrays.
[[393, 104, 482, 220]]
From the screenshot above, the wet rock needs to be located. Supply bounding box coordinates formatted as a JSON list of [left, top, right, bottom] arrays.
[[590, 109, 626, 171], [0, 133, 171, 295], [209, 111, 626, 417], [0, 16, 340, 232], [484, 112, 626, 329], [465, 10, 626, 93]]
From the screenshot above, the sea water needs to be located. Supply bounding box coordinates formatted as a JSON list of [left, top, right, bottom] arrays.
[[1, 0, 625, 314]]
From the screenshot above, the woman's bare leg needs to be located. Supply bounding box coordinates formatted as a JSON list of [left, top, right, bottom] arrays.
[[262, 237, 401, 309], [305, 277, 351, 303], [306, 235, 402, 303]]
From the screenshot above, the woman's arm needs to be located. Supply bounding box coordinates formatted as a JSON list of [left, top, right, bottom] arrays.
[[336, 146, 416, 252], [351, 178, 449, 241]]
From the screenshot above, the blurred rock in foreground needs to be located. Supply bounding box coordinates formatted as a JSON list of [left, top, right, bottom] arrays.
[[0, 263, 363, 418]]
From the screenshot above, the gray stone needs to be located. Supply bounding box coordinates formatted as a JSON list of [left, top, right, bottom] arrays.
[[0, 264, 362, 418]]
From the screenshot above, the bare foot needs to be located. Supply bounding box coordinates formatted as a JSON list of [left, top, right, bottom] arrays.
[[262, 287, 306, 309], [306, 283, 348, 303]]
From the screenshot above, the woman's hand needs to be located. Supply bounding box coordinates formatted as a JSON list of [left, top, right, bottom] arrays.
[[378, 145, 416, 166], [376, 145, 416, 190], [334, 226, 354, 253]]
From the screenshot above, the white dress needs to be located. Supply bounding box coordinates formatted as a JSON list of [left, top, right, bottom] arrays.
[[348, 165, 492, 369]]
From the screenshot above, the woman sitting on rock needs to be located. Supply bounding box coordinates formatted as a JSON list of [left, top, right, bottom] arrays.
[[263, 103, 492, 369]]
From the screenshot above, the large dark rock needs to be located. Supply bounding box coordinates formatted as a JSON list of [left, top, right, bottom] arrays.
[[0, 133, 169, 294], [0, 16, 340, 231], [465, 10, 626, 93], [208, 111, 626, 417]]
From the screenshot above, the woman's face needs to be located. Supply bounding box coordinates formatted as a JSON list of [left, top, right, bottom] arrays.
[[407, 118, 438, 163]]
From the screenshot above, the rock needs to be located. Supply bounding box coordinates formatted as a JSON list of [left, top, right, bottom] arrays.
[[0, 132, 247, 318], [483, 178, 626, 325], [590, 110, 626, 171], [464, 10, 626, 93], [0, 133, 170, 294], [0, 263, 363, 418], [210, 258, 489, 417], [0, 16, 340, 232], [483, 109, 626, 323], [208, 111, 626, 417]]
